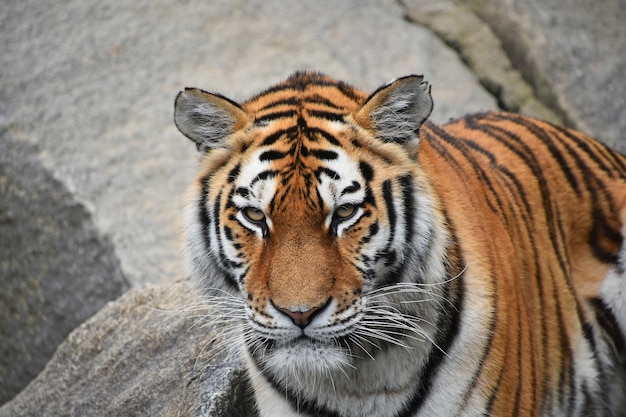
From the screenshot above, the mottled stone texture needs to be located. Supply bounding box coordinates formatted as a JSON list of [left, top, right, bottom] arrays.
[[458, 0, 626, 152], [0, 128, 128, 404], [0, 281, 258, 417]]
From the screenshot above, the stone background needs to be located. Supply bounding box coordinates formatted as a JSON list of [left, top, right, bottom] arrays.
[[0, 0, 624, 414]]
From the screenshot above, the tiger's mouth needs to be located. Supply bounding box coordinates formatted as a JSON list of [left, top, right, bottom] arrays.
[[245, 296, 365, 343]]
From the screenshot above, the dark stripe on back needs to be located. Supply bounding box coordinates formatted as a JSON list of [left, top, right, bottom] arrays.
[[427, 122, 506, 216]]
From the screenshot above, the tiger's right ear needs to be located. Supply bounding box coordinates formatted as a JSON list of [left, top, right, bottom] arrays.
[[174, 88, 252, 152]]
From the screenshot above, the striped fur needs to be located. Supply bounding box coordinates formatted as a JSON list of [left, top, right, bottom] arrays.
[[174, 72, 626, 417]]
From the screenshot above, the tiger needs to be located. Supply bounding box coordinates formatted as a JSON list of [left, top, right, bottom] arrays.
[[173, 71, 626, 417]]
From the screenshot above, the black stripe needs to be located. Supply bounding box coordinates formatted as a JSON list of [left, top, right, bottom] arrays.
[[308, 109, 345, 122], [554, 272, 576, 415], [589, 297, 626, 356], [247, 349, 343, 417], [259, 150, 287, 161], [491, 116, 625, 267], [360, 221, 379, 245], [227, 164, 241, 183], [359, 161, 374, 181], [425, 123, 505, 216], [465, 117, 572, 278], [261, 128, 293, 146], [550, 122, 626, 176], [382, 180, 396, 248], [399, 247, 465, 416], [234, 187, 249, 198], [250, 170, 278, 187], [341, 181, 361, 196], [310, 127, 342, 146], [305, 94, 343, 108], [336, 81, 363, 103], [199, 176, 212, 251], [590, 206, 622, 264], [212, 192, 240, 286], [399, 175, 415, 243], [315, 167, 340, 181], [255, 110, 297, 124], [310, 149, 338, 160], [257, 97, 301, 110], [484, 361, 506, 415]]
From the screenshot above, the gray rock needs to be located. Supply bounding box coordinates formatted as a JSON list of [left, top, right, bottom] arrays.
[[401, 0, 562, 125], [0, 280, 257, 417], [0, 126, 129, 404], [457, 0, 626, 152]]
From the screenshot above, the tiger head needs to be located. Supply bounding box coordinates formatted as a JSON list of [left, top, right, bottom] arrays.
[[174, 72, 451, 381]]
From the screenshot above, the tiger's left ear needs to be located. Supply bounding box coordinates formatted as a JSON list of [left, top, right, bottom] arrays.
[[174, 88, 253, 152], [356, 75, 433, 145]]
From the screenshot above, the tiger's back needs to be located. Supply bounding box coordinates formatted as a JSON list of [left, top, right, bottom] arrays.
[[420, 113, 626, 415], [174, 72, 626, 416]]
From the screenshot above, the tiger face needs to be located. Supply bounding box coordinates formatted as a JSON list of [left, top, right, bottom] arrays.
[[175, 73, 452, 389]]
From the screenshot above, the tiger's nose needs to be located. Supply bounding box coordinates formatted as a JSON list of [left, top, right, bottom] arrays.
[[273, 299, 331, 329]]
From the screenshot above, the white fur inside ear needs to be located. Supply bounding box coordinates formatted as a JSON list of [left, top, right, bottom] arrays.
[[174, 88, 244, 152], [367, 76, 433, 145]]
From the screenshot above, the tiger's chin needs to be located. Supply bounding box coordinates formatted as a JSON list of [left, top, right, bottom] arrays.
[[248, 336, 352, 384]]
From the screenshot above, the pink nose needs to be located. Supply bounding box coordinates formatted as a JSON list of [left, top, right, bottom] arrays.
[[275, 301, 329, 329]]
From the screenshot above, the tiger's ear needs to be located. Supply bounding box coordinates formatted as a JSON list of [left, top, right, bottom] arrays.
[[174, 88, 252, 152], [356, 75, 433, 145]]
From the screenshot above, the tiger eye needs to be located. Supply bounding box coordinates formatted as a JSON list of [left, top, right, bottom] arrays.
[[243, 207, 266, 223], [335, 204, 356, 219]]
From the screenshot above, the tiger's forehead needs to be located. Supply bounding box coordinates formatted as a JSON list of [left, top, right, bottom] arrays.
[[236, 120, 364, 217], [227, 74, 370, 216], [242, 72, 368, 116]]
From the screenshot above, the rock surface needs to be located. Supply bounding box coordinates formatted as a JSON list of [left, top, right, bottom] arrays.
[[0, 280, 258, 417], [458, 0, 626, 152], [402, 0, 562, 125], [0, 126, 129, 404], [1, 0, 624, 413]]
